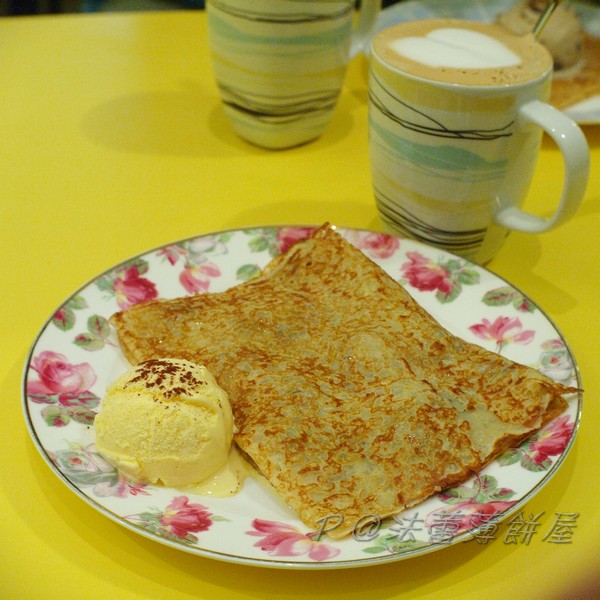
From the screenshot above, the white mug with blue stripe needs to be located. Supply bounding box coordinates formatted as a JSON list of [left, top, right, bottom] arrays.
[[369, 18, 589, 264], [207, 0, 381, 149]]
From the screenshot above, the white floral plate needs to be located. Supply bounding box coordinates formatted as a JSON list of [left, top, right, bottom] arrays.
[[22, 226, 582, 569], [368, 0, 600, 124]]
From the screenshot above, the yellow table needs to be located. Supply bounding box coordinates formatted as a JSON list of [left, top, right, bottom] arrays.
[[1, 10, 598, 600]]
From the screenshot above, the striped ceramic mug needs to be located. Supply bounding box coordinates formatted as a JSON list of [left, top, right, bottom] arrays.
[[368, 19, 589, 264], [207, 0, 380, 149]]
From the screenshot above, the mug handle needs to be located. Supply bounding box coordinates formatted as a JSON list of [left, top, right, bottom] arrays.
[[494, 100, 589, 233], [350, 0, 381, 58]]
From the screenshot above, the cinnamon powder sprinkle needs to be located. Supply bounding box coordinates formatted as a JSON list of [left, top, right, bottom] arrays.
[[126, 358, 206, 399]]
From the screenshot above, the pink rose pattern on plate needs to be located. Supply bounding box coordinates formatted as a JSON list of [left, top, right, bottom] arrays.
[[247, 519, 341, 561], [469, 316, 535, 354], [50, 442, 150, 498], [95, 258, 158, 310], [27, 351, 100, 426], [127, 496, 225, 545], [345, 230, 400, 259], [24, 227, 580, 565], [158, 236, 226, 294], [498, 414, 575, 472], [399, 251, 480, 303], [423, 475, 516, 541], [537, 338, 576, 384]]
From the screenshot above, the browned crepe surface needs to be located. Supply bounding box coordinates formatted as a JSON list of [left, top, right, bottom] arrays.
[[110, 224, 573, 538]]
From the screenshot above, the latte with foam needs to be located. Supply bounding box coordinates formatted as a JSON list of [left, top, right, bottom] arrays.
[[372, 19, 552, 86]]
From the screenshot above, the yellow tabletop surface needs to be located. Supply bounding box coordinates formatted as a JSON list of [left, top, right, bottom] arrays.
[[1, 10, 599, 600]]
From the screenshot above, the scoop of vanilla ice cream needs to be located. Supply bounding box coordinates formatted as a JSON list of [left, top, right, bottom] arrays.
[[95, 358, 234, 487]]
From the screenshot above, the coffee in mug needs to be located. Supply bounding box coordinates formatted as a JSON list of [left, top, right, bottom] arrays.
[[369, 19, 589, 264]]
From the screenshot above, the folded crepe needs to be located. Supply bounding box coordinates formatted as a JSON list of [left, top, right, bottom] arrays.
[[110, 224, 573, 538]]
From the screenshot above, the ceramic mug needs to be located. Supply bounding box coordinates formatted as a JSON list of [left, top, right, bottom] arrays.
[[368, 19, 590, 264], [207, 0, 381, 149]]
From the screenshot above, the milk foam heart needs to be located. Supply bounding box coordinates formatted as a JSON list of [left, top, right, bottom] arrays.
[[372, 20, 552, 86], [389, 28, 521, 69]]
